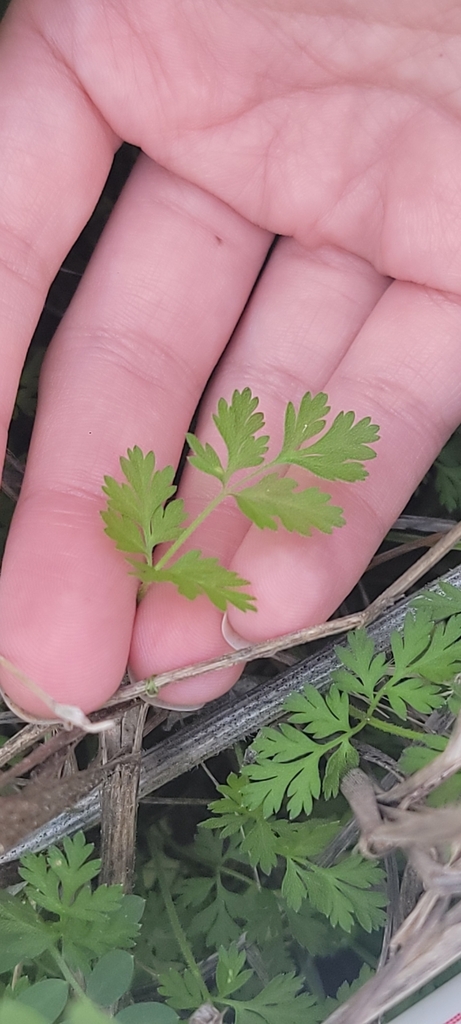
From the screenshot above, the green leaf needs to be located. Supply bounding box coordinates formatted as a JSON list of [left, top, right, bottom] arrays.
[[240, 818, 280, 875], [0, 1000, 49, 1024], [281, 410, 379, 481], [212, 389, 269, 480], [323, 740, 360, 799], [318, 965, 375, 1019], [304, 858, 386, 932], [183, 875, 244, 948], [280, 859, 310, 913], [186, 433, 224, 482], [243, 724, 323, 818], [393, 612, 461, 684], [333, 630, 387, 699], [202, 774, 280, 874], [101, 447, 186, 563], [273, 819, 340, 861], [215, 943, 253, 998], [116, 1005, 180, 1023], [86, 949, 134, 1007], [280, 392, 330, 452], [17, 981, 68, 1024], [202, 773, 251, 836], [15, 833, 144, 976], [284, 685, 351, 739], [157, 966, 205, 1011], [65, 997, 114, 1024], [0, 890, 53, 973], [243, 678, 363, 814], [140, 550, 256, 612], [413, 581, 461, 620], [434, 428, 461, 512], [20, 833, 101, 914], [226, 972, 321, 1024], [234, 474, 344, 534], [60, 891, 143, 974], [285, 905, 338, 956]]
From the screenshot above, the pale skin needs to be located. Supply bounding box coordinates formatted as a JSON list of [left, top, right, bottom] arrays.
[[0, 0, 461, 718]]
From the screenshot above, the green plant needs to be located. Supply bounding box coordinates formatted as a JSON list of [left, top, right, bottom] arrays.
[[239, 602, 461, 821], [101, 389, 379, 611], [0, 832, 149, 1021], [3, 584, 461, 1020]]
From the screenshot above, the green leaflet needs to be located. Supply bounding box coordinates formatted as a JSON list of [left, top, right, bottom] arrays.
[[137, 550, 256, 612], [276, 409, 379, 481], [211, 388, 270, 480], [233, 474, 344, 534]]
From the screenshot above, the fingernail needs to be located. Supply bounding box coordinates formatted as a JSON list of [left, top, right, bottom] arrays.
[[221, 612, 249, 650]]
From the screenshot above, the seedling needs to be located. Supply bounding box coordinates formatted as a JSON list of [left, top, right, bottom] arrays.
[[101, 389, 379, 610]]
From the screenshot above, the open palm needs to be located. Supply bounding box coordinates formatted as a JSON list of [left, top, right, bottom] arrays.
[[0, 0, 460, 717]]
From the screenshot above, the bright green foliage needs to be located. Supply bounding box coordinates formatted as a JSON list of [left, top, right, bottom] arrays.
[[137, 550, 256, 612], [296, 858, 386, 932], [223, 969, 322, 1024], [102, 390, 379, 612], [276, 396, 379, 481], [16, 833, 144, 975], [412, 579, 461, 619], [199, 779, 385, 930], [0, 832, 144, 985], [102, 448, 186, 562], [157, 965, 206, 1011], [159, 944, 322, 1023], [0, 889, 54, 974], [242, 686, 359, 818], [202, 773, 281, 874], [139, 589, 461, 1021], [234, 475, 344, 534], [242, 605, 456, 822], [200, 387, 270, 482]]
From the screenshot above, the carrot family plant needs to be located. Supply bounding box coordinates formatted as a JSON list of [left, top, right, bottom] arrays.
[[101, 388, 380, 609]]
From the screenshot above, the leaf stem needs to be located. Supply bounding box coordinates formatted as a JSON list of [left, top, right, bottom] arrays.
[[49, 946, 86, 998], [154, 852, 210, 1003], [154, 490, 225, 570], [349, 706, 447, 746], [154, 451, 325, 572]]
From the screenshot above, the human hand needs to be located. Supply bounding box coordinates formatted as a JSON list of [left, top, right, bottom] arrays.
[[0, 0, 460, 719]]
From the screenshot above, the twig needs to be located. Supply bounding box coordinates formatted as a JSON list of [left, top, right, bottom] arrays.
[[99, 703, 148, 891], [0, 727, 82, 788], [0, 723, 54, 770], [321, 766, 461, 1024]]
